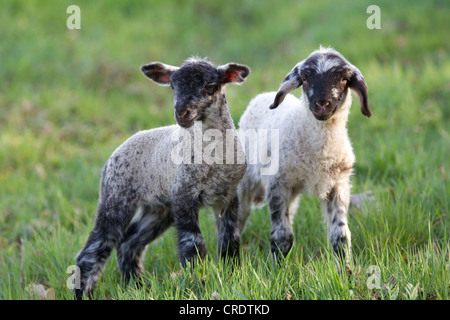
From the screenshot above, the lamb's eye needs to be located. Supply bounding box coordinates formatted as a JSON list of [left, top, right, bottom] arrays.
[[340, 78, 348, 85], [204, 83, 217, 94]]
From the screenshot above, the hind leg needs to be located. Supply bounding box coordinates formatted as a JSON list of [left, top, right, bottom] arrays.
[[117, 205, 172, 285], [215, 194, 241, 263], [237, 172, 265, 234], [75, 200, 136, 300], [237, 183, 254, 234]]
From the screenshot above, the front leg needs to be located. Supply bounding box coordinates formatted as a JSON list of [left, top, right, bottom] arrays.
[[323, 185, 352, 268], [215, 194, 241, 263], [172, 197, 206, 267], [268, 181, 294, 261]]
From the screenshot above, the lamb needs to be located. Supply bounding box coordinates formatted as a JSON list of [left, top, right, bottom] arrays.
[[75, 57, 250, 299], [237, 47, 371, 268]]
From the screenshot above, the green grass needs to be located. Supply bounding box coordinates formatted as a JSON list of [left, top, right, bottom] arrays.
[[1, 0, 449, 300]]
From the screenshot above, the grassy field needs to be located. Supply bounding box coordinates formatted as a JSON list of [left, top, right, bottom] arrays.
[[0, 0, 449, 300]]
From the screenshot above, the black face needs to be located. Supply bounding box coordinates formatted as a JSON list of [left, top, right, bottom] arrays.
[[300, 54, 352, 121], [269, 48, 371, 118], [141, 59, 250, 127], [170, 61, 224, 128]]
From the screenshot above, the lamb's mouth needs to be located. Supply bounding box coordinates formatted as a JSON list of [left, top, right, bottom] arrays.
[[312, 107, 337, 121], [175, 112, 198, 128], [175, 117, 196, 128]]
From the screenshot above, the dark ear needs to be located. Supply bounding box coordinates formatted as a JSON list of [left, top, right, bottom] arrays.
[[141, 62, 179, 86], [349, 67, 372, 118], [269, 63, 303, 109], [218, 63, 251, 84]]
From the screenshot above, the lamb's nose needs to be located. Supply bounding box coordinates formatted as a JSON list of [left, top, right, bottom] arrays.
[[315, 100, 330, 111], [176, 109, 190, 119]]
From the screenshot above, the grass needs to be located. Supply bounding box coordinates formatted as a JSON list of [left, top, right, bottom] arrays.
[[0, 0, 449, 300]]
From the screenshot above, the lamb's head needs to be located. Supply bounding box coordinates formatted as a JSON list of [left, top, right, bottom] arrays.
[[141, 58, 250, 128], [269, 47, 371, 120]]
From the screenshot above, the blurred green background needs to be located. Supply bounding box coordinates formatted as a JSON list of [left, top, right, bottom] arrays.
[[0, 0, 448, 299]]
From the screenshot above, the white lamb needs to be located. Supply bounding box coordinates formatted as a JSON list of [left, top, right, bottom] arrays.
[[237, 47, 371, 268]]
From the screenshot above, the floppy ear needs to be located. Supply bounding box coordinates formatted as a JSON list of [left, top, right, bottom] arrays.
[[269, 62, 303, 109], [218, 63, 251, 85], [349, 67, 372, 118], [141, 62, 179, 86]]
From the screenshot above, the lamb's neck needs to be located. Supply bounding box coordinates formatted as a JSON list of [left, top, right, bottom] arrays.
[[300, 95, 352, 153], [325, 93, 352, 134], [178, 95, 241, 167], [203, 94, 236, 132]]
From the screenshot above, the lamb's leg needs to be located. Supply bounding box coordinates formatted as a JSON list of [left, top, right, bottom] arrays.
[[323, 185, 352, 270], [172, 198, 206, 267], [75, 200, 136, 300], [215, 194, 241, 263], [268, 181, 294, 261], [117, 206, 172, 286], [237, 182, 255, 234]]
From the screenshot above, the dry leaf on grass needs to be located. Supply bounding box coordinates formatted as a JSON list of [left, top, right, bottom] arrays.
[[25, 283, 55, 300], [170, 269, 183, 281]]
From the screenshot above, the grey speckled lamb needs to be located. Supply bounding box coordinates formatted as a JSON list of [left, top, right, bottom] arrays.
[[75, 58, 250, 299]]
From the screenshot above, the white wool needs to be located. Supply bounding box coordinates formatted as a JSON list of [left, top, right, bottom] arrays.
[[238, 90, 355, 202]]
